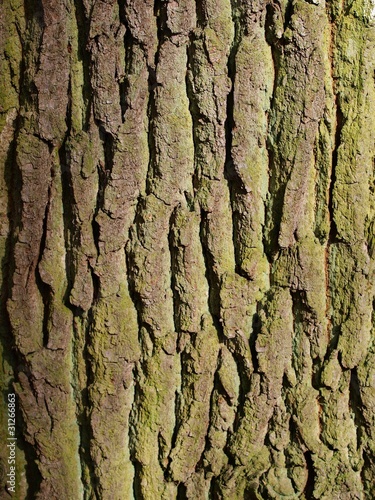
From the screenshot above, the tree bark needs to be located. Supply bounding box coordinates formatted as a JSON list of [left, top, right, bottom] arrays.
[[1, 0, 375, 498]]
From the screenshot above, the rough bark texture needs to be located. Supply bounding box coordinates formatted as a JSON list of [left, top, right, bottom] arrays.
[[1, 0, 375, 498]]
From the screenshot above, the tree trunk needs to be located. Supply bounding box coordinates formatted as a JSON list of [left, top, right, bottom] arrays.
[[1, 0, 375, 498]]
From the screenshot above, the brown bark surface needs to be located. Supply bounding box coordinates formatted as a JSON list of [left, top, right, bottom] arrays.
[[1, 0, 375, 498]]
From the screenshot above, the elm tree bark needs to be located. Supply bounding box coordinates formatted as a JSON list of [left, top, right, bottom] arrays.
[[1, 0, 375, 498]]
